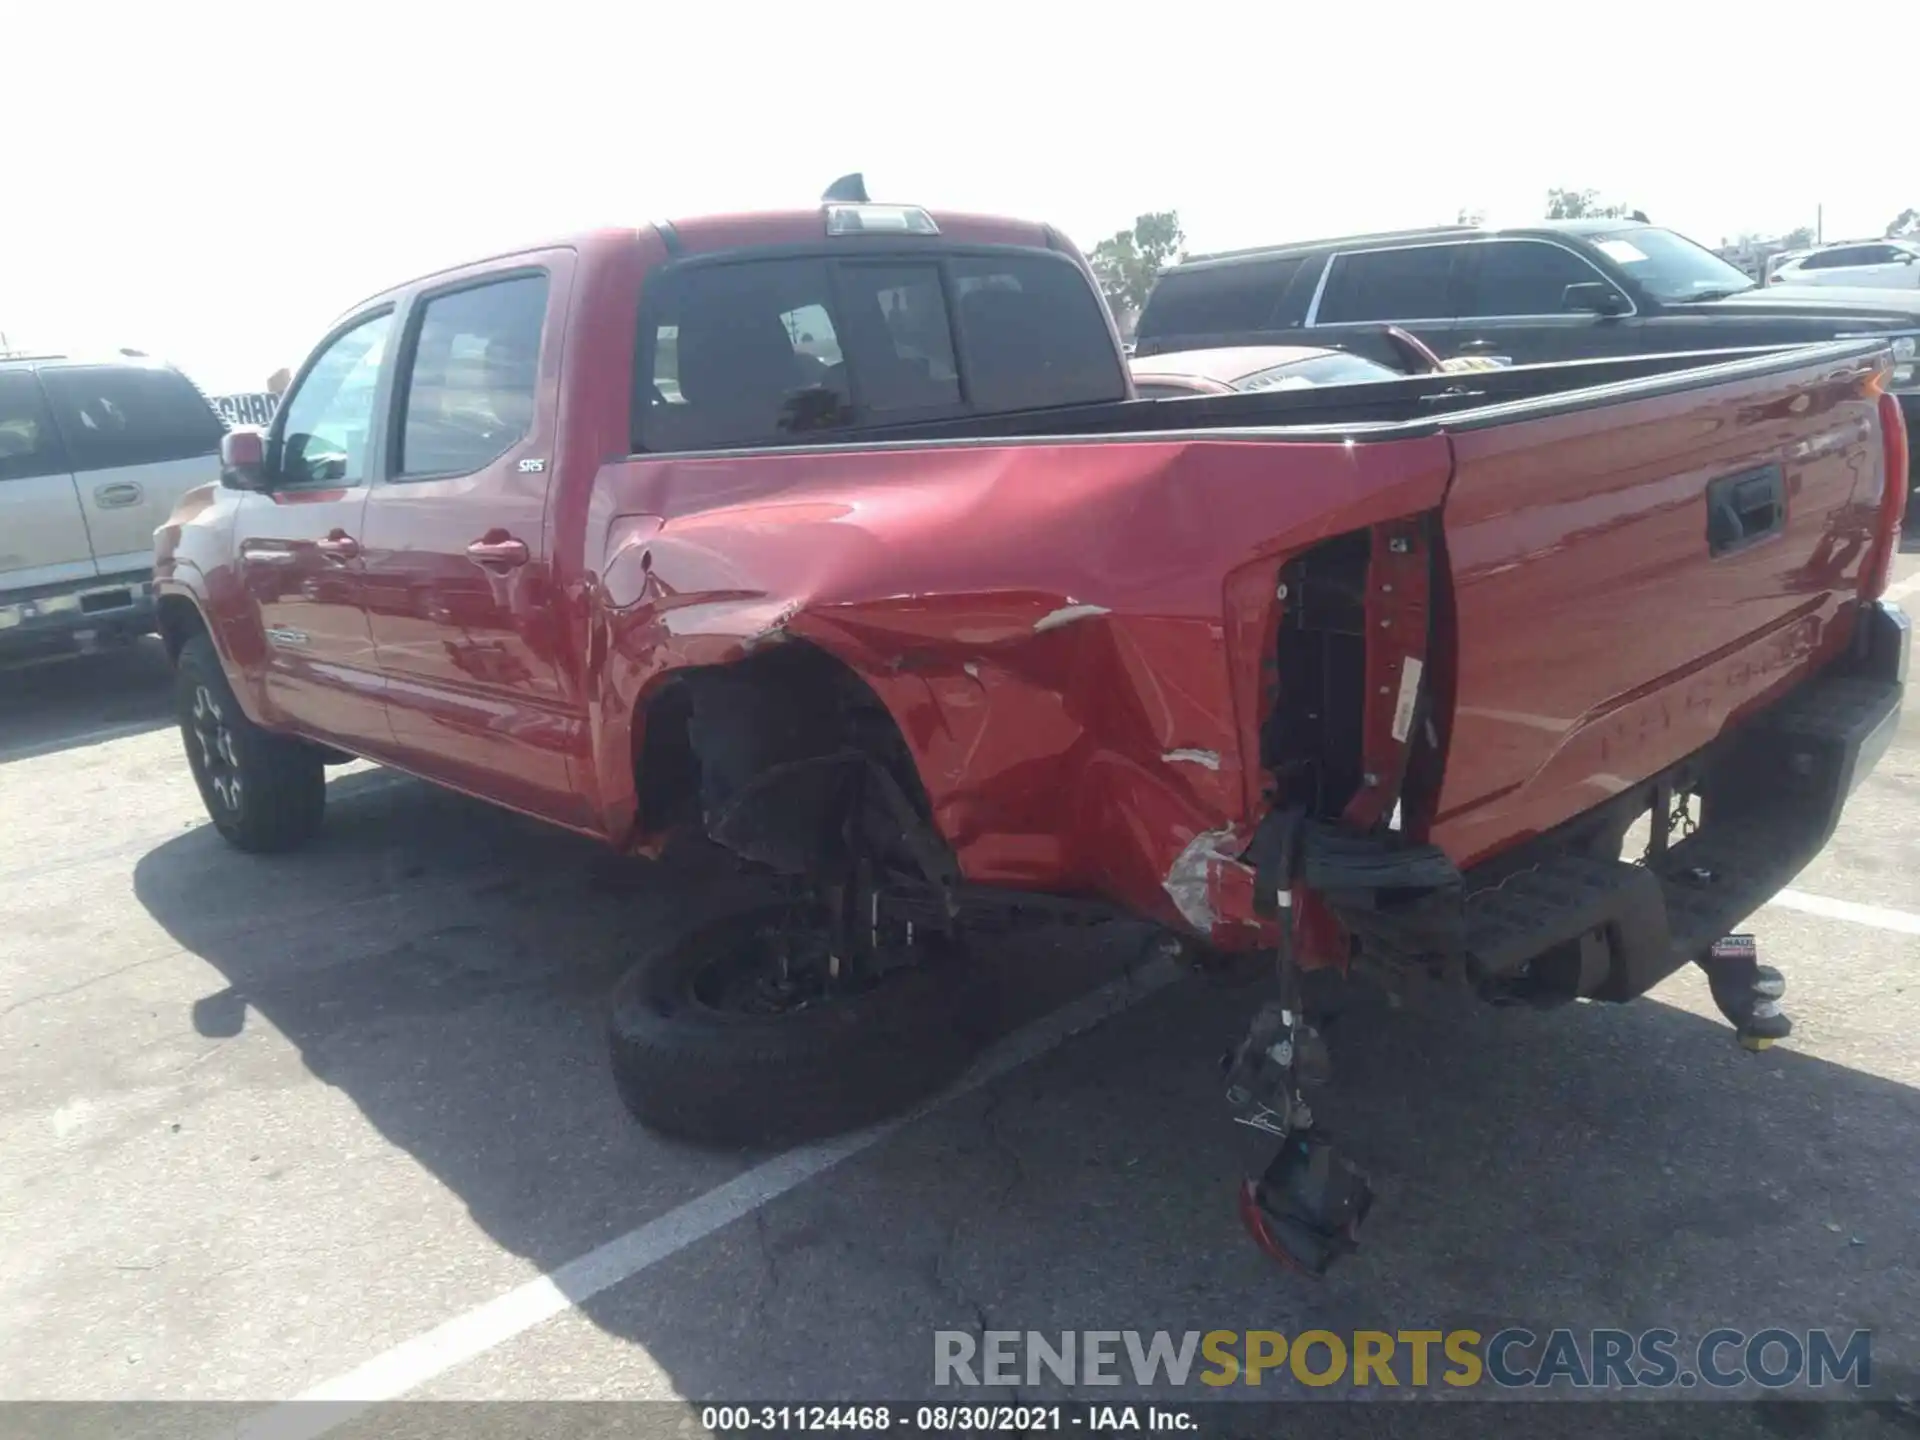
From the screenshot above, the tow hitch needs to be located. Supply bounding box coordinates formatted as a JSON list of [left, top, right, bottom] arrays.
[[1701, 933, 1791, 1051]]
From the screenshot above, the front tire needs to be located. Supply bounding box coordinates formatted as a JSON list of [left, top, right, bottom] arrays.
[[176, 633, 326, 853], [609, 891, 993, 1147]]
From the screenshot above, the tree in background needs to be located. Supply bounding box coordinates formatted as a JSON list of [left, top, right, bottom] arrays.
[[1888, 208, 1920, 237], [1546, 188, 1638, 221], [1088, 212, 1185, 320]]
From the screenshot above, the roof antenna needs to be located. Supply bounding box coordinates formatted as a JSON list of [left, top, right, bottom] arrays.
[[822, 173, 869, 203]]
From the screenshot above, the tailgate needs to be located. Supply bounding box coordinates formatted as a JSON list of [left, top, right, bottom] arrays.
[[1430, 346, 1887, 868]]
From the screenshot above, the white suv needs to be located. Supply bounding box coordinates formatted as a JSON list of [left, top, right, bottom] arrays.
[[0, 354, 226, 661], [1768, 239, 1920, 290]]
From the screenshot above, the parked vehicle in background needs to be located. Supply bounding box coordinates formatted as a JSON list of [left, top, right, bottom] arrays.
[[1, 353, 226, 662], [1764, 248, 1813, 285], [1131, 337, 1507, 398], [1768, 239, 1920, 291], [1130, 345, 1403, 397], [1135, 220, 1920, 527], [154, 194, 1907, 1278]]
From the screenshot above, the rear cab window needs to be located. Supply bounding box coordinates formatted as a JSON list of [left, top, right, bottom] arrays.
[[634, 246, 1125, 452], [36, 365, 225, 472]]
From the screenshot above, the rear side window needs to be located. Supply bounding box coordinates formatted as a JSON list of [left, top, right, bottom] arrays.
[[37, 366, 224, 473], [1314, 246, 1461, 324], [1799, 245, 1909, 271], [0, 371, 70, 482], [1456, 241, 1607, 317], [396, 273, 549, 478], [635, 249, 1125, 452], [1136, 256, 1308, 343]]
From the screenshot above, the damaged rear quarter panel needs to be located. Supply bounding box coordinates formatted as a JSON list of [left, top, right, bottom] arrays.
[[588, 433, 1453, 937]]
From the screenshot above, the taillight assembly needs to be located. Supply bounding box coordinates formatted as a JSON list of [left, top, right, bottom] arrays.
[[1862, 390, 1910, 602]]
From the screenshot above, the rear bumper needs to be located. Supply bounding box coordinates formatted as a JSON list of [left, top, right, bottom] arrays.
[[0, 571, 157, 658], [1294, 600, 1907, 1000]]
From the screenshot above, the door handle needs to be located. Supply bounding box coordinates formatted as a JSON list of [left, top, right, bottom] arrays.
[[94, 481, 144, 509], [466, 535, 530, 568], [315, 533, 360, 561], [1706, 464, 1786, 556]]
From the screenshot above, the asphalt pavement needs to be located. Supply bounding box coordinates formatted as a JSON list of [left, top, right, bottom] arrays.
[[2, 560, 1917, 1433]]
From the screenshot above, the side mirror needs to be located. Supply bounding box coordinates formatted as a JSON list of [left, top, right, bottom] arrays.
[[220, 428, 272, 491], [1382, 324, 1445, 374], [1563, 282, 1630, 317]]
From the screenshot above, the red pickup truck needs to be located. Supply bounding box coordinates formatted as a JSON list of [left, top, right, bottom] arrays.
[[154, 191, 1909, 1275]]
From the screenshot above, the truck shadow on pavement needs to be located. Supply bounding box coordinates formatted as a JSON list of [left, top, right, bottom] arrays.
[[132, 769, 1919, 1412], [0, 637, 176, 764]]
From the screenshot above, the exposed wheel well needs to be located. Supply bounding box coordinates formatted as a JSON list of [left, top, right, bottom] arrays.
[[155, 594, 209, 663], [633, 642, 939, 869]]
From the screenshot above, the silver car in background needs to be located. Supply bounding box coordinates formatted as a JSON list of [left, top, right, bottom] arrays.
[[0, 353, 226, 662]]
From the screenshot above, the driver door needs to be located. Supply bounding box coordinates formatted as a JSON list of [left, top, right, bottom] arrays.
[[233, 308, 397, 752]]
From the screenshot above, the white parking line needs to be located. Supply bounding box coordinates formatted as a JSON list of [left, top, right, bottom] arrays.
[[237, 951, 1185, 1439], [1883, 571, 1920, 605], [1771, 887, 1920, 936]]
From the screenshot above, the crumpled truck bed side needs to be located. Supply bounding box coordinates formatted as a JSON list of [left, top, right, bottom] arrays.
[[580, 432, 1455, 943]]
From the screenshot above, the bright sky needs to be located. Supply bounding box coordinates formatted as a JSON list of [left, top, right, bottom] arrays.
[[3, 1, 1910, 394]]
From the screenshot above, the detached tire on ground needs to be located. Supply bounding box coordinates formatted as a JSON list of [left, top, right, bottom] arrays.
[[176, 632, 327, 853], [608, 895, 994, 1147]]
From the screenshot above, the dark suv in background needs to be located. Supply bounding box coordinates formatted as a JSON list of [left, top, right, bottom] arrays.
[[1136, 221, 1920, 525]]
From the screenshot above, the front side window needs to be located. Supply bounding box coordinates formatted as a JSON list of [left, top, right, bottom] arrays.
[[1315, 246, 1461, 324], [0, 371, 69, 483], [276, 311, 393, 486], [1457, 241, 1611, 317], [37, 366, 224, 473], [397, 274, 549, 478]]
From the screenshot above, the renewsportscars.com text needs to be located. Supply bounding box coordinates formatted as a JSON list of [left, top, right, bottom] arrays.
[[934, 1328, 1872, 1391]]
